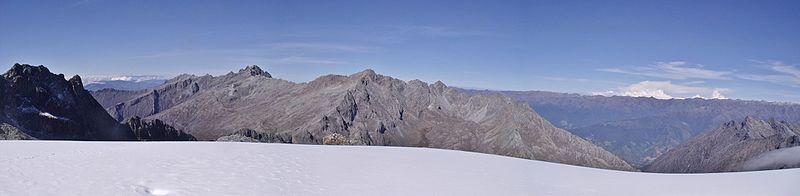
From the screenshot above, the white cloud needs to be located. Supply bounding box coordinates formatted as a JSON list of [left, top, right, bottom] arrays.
[[599, 61, 732, 80], [80, 75, 166, 84], [738, 61, 800, 87], [593, 81, 731, 100]]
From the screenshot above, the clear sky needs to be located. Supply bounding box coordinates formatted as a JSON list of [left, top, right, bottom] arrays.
[[1, 0, 799, 102]]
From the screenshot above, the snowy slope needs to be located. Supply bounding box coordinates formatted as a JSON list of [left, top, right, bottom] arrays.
[[1, 141, 798, 196]]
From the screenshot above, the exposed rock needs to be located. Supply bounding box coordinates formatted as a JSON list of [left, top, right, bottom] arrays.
[[322, 133, 348, 145], [216, 134, 261, 143], [0, 64, 134, 140], [0, 123, 33, 140], [239, 65, 271, 78], [645, 117, 800, 173], [125, 116, 196, 141], [216, 128, 292, 143], [95, 65, 635, 171]]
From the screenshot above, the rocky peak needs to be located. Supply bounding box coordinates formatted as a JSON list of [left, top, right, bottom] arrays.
[[743, 116, 761, 125], [1, 63, 136, 140], [357, 69, 377, 76], [722, 116, 797, 140], [68, 75, 84, 91], [3, 63, 53, 79], [431, 81, 447, 94], [350, 69, 378, 80], [238, 65, 271, 78]]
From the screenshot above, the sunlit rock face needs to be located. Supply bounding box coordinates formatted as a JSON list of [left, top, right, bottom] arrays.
[[94, 65, 635, 171]]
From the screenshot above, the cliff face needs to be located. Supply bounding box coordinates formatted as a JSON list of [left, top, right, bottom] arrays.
[[125, 116, 196, 141], [0, 64, 197, 142], [95, 66, 635, 171], [645, 117, 800, 173], [0, 64, 134, 140]]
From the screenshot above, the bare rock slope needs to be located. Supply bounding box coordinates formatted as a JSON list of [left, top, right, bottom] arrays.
[[95, 65, 635, 171], [645, 117, 800, 173]]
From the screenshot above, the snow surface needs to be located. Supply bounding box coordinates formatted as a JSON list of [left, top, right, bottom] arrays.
[[1, 141, 798, 196], [39, 112, 70, 121]]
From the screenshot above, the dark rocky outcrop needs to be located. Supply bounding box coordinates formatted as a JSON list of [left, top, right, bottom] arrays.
[[125, 116, 196, 141], [644, 117, 800, 173], [0, 64, 134, 140], [0, 64, 198, 142], [216, 128, 293, 143]]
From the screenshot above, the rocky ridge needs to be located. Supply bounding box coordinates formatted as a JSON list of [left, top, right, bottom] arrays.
[[94, 65, 635, 171], [481, 90, 800, 168], [645, 117, 800, 173]]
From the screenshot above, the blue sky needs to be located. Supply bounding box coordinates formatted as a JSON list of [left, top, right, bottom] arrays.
[[1, 0, 799, 102]]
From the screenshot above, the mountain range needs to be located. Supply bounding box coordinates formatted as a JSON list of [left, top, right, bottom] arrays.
[[5, 63, 799, 173], [467, 90, 800, 168], [646, 117, 800, 173], [90, 65, 635, 171]]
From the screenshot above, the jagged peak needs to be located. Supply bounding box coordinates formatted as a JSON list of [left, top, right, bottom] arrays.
[[431, 80, 448, 93], [743, 116, 759, 123], [238, 65, 271, 78], [350, 69, 378, 78], [68, 75, 85, 90], [740, 116, 769, 128], [433, 81, 447, 88], [4, 63, 53, 78]]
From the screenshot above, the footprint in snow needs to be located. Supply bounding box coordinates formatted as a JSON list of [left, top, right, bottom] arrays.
[[134, 185, 171, 196]]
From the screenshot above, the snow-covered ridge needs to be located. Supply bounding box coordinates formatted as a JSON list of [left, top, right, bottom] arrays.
[[1, 141, 798, 196]]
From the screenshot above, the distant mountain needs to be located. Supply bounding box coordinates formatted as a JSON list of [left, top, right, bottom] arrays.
[[463, 90, 800, 168], [82, 75, 166, 91], [645, 117, 800, 173], [0, 64, 194, 141], [739, 146, 800, 171], [92, 65, 635, 171]]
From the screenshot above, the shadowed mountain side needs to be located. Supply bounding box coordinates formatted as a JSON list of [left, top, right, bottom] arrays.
[[0, 64, 133, 140], [0, 64, 197, 142]]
